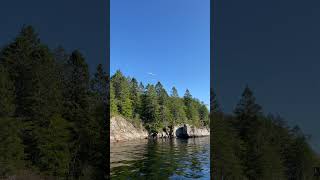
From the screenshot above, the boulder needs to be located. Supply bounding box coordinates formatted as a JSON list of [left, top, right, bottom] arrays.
[[175, 124, 210, 138]]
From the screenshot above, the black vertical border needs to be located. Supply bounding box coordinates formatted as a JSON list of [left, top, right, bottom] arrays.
[[210, 0, 214, 179]]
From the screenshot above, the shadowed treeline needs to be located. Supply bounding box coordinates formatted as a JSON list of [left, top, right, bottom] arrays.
[[211, 86, 320, 179], [0, 26, 108, 179]]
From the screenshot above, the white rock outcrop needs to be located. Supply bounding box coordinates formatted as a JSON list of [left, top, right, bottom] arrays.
[[175, 124, 210, 138], [110, 116, 210, 143], [110, 116, 148, 142]]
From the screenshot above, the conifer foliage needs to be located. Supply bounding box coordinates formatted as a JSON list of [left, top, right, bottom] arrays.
[[110, 71, 209, 132], [0, 25, 108, 179], [211, 86, 320, 179]]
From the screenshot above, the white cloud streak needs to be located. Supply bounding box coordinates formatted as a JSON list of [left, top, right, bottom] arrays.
[[147, 72, 156, 76]]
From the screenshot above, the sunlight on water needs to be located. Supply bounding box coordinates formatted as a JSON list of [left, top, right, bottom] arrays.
[[110, 137, 210, 179]]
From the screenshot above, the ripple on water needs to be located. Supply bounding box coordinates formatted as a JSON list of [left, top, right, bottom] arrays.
[[110, 137, 210, 179]]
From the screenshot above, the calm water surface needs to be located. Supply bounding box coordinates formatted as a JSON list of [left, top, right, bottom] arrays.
[[110, 137, 210, 179]]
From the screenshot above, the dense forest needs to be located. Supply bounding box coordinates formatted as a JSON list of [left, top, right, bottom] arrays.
[[211, 86, 320, 179], [110, 70, 209, 133], [0, 26, 108, 179]]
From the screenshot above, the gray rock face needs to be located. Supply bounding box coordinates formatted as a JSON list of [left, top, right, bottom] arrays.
[[175, 124, 210, 138], [110, 116, 148, 142], [110, 116, 210, 142]]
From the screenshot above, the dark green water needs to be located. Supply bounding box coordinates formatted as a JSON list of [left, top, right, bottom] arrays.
[[110, 137, 210, 180]]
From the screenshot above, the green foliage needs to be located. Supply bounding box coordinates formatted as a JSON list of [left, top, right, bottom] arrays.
[[37, 115, 71, 177], [130, 78, 142, 117], [198, 102, 209, 126], [0, 117, 24, 177], [234, 85, 262, 140], [111, 70, 133, 118], [210, 89, 221, 113], [0, 65, 24, 177], [111, 71, 209, 133], [211, 87, 320, 179], [142, 84, 160, 131], [211, 114, 244, 179], [184, 89, 200, 126], [169, 87, 187, 125], [0, 65, 15, 116], [110, 81, 118, 116], [0, 26, 109, 179]]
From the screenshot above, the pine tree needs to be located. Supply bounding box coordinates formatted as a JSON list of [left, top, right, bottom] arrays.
[[139, 82, 145, 94], [142, 84, 160, 132], [169, 87, 187, 125], [63, 50, 91, 178], [171, 87, 179, 98], [234, 85, 262, 120], [0, 65, 15, 117], [37, 115, 71, 177], [211, 115, 244, 179], [130, 78, 141, 118], [234, 85, 262, 139], [91, 64, 107, 100], [110, 81, 118, 116], [210, 89, 221, 114], [233, 86, 263, 178], [0, 65, 24, 176], [184, 89, 199, 125], [111, 70, 132, 118], [88, 64, 110, 179], [0, 26, 67, 174], [198, 102, 209, 126], [155, 82, 171, 127]]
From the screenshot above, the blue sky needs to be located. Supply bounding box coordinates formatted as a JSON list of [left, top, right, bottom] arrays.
[[0, 0, 106, 73], [111, 0, 210, 106], [214, 0, 320, 151]]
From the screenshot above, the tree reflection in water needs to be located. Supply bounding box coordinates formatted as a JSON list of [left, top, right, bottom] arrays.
[[110, 137, 210, 179]]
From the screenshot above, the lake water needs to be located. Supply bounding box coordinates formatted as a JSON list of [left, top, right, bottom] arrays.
[[110, 137, 210, 179]]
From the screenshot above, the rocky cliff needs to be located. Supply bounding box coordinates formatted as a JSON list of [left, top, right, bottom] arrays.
[[110, 116, 210, 143], [175, 124, 210, 138], [110, 116, 148, 142]]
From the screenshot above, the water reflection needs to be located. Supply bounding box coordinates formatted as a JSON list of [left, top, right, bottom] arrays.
[[110, 137, 210, 179]]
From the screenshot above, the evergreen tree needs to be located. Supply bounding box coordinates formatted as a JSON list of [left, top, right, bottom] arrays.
[[142, 84, 160, 132], [210, 89, 221, 114], [111, 70, 132, 118], [234, 85, 262, 139], [169, 87, 187, 125], [88, 64, 110, 179], [91, 64, 107, 100], [198, 102, 209, 126], [0, 26, 66, 174], [0, 65, 15, 117], [130, 78, 141, 118], [155, 82, 171, 127], [139, 82, 145, 94], [37, 115, 71, 177], [63, 50, 91, 178], [184, 89, 200, 126], [211, 115, 244, 179], [0, 65, 24, 177], [171, 87, 179, 98], [110, 81, 118, 116]]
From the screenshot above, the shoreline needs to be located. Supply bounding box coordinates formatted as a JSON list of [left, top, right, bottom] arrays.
[[110, 116, 210, 143], [110, 135, 211, 144]]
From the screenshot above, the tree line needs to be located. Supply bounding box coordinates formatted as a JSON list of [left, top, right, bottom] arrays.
[[110, 70, 209, 133], [0, 26, 108, 179], [211, 86, 320, 180]]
